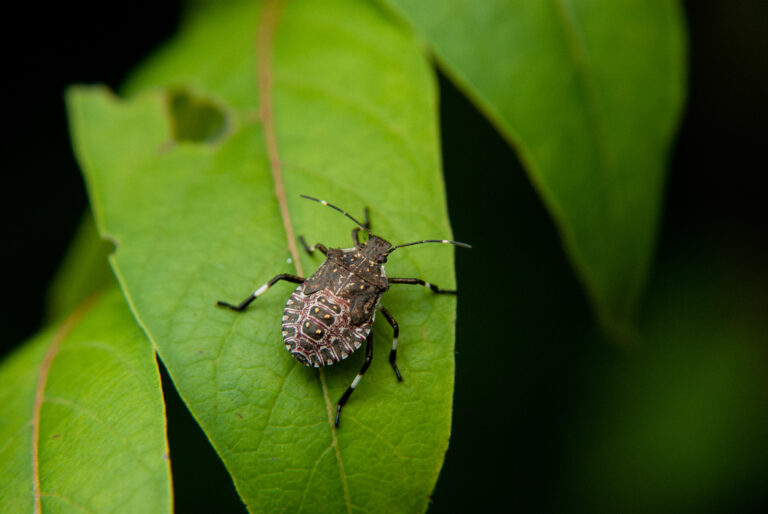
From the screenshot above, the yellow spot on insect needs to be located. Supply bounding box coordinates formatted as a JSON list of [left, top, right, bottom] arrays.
[[315, 329, 322, 335], [314, 308, 319, 313], [305, 322, 310, 328], [360, 285, 365, 290], [366, 268, 370, 272], [324, 314, 330, 319], [350, 258, 355, 262], [333, 268, 338, 272]]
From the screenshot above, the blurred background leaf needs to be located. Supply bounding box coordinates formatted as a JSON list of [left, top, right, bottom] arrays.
[[384, 0, 687, 337]]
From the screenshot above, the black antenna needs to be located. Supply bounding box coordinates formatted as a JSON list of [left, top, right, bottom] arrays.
[[387, 239, 472, 254], [300, 195, 371, 234]]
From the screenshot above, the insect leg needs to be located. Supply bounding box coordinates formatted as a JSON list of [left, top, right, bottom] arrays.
[[351, 208, 371, 246], [351, 228, 364, 247], [298, 236, 328, 256], [378, 306, 402, 381], [216, 274, 305, 311], [387, 277, 457, 294], [335, 332, 373, 428]]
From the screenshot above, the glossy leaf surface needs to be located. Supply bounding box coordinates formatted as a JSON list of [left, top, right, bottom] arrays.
[[68, 1, 457, 512]]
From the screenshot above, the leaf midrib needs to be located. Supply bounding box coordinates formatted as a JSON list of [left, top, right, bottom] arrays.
[[551, 0, 616, 220], [31, 295, 100, 514], [255, 1, 353, 512]]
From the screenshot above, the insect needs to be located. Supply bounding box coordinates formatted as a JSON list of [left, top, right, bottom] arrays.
[[217, 195, 470, 427]]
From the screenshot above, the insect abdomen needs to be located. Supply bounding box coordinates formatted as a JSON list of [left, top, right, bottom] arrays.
[[282, 288, 369, 367]]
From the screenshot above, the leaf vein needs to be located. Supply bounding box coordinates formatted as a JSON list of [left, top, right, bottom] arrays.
[[43, 395, 158, 477], [297, 444, 333, 512], [59, 340, 156, 401], [39, 491, 95, 513], [248, 363, 296, 457], [32, 296, 99, 514], [257, 1, 352, 512], [551, 0, 615, 217], [0, 419, 32, 459]]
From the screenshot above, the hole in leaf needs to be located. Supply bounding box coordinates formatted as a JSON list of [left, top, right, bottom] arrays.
[[167, 89, 228, 143]]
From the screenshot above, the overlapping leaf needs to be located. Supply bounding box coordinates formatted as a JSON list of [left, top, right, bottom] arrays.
[[46, 211, 114, 321], [384, 0, 687, 335], [0, 289, 171, 512], [68, 0, 457, 511]]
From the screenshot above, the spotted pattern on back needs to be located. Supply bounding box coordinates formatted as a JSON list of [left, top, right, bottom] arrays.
[[282, 287, 372, 367]]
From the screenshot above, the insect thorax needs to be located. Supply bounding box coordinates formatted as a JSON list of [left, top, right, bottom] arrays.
[[303, 245, 389, 295], [280, 235, 395, 367]]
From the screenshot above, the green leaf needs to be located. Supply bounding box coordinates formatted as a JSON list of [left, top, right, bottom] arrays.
[[0, 289, 171, 512], [68, 1, 456, 512], [383, 0, 687, 335], [46, 209, 114, 321]]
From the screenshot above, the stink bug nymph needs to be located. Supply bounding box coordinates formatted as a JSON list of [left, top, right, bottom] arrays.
[[217, 195, 470, 427]]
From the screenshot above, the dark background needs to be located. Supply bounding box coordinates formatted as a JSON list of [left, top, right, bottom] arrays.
[[2, 1, 766, 512]]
